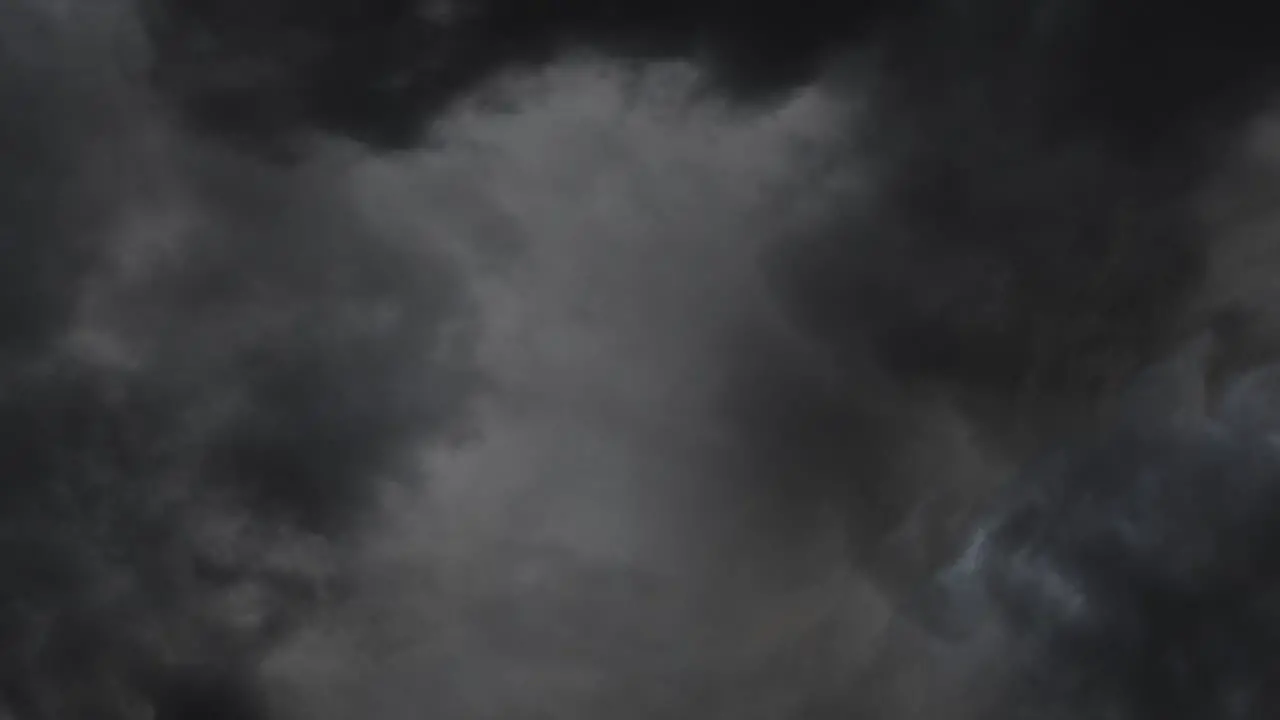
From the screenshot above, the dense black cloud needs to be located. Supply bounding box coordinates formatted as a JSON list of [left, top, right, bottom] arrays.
[[137, 1, 1280, 414], [142, 0, 1280, 158], [729, 0, 1280, 607], [141, 0, 899, 153], [772, 0, 1280, 404], [920, 352, 1280, 718], [12, 0, 1280, 718], [144, 0, 1280, 714], [0, 5, 472, 717]]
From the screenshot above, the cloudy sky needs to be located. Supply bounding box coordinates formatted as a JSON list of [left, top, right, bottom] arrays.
[[6, 2, 1280, 718]]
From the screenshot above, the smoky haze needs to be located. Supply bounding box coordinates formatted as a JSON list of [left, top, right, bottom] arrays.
[[6, 1, 1280, 719]]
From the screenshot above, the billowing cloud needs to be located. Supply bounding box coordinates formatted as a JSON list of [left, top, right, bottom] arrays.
[[9, 1, 1280, 718]]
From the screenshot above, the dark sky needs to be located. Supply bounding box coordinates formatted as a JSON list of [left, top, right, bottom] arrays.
[[5, 1, 1280, 718]]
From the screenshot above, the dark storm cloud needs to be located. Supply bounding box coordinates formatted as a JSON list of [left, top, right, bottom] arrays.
[[773, 0, 1280, 402], [916, 344, 1280, 719], [140, 0, 1280, 159], [140, 0, 897, 153], [140, 3, 1280, 718], [725, 0, 1280, 608], [136, 0, 1280, 426], [14, 0, 1280, 718], [0, 4, 472, 717]]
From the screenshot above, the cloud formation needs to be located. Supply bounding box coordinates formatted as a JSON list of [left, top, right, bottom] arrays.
[[8, 1, 1280, 718]]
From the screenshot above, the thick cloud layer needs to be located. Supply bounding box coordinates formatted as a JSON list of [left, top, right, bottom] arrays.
[[0, 4, 470, 717], [920, 346, 1280, 718], [256, 68, 890, 719], [141, 0, 895, 152], [10, 0, 1280, 718]]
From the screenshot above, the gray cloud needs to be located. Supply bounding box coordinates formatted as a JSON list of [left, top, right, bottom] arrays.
[[11, 1, 1280, 718], [0, 4, 471, 716]]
